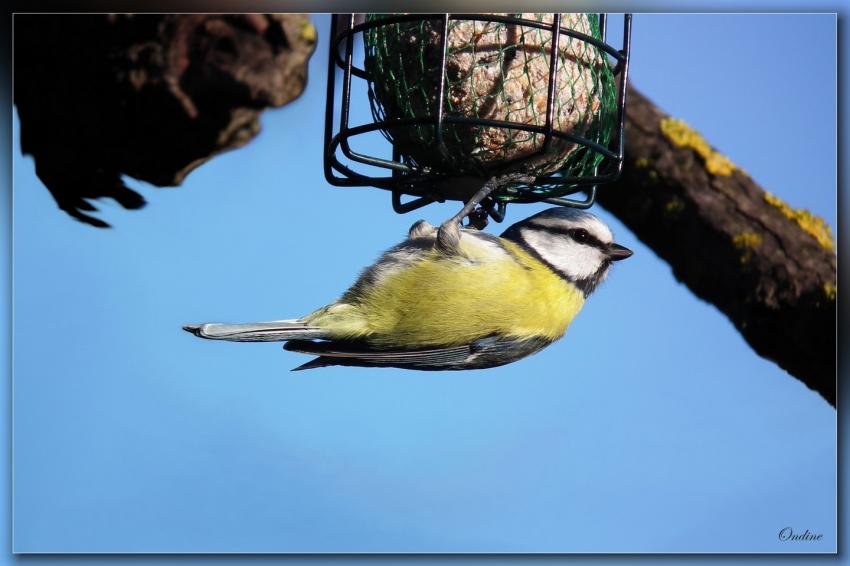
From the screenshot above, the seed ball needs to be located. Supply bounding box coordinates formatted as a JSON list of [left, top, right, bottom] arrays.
[[365, 13, 614, 176]]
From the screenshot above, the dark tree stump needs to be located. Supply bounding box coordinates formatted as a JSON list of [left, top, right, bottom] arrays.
[[14, 14, 317, 227]]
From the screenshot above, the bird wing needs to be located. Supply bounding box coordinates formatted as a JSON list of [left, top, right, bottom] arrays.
[[284, 335, 551, 371]]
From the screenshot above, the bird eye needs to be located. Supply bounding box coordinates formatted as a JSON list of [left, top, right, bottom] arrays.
[[570, 228, 590, 243]]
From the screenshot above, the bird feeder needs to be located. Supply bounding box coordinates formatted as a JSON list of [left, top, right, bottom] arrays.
[[324, 13, 632, 221]]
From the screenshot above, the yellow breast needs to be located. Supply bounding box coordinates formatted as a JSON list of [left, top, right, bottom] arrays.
[[307, 236, 585, 347]]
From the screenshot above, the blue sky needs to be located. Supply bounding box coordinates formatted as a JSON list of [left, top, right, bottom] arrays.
[[9, 13, 837, 556]]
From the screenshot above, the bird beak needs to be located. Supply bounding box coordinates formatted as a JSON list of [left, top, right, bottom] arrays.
[[607, 243, 633, 261]]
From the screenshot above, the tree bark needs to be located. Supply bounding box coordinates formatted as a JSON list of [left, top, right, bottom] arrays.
[[14, 14, 316, 227], [596, 86, 836, 406]]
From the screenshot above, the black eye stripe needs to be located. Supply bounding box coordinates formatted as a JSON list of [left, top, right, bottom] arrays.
[[527, 224, 608, 250]]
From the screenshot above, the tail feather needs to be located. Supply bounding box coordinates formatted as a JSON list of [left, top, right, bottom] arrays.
[[291, 357, 338, 371], [183, 320, 326, 342]]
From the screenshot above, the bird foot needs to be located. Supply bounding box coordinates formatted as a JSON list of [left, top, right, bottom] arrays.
[[436, 172, 536, 255], [408, 219, 436, 239]]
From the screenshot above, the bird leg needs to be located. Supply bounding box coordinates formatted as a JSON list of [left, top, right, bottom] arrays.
[[436, 172, 535, 254]]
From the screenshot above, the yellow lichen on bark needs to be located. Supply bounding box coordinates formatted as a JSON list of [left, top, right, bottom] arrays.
[[299, 19, 317, 45], [733, 232, 763, 264], [763, 192, 834, 251], [823, 283, 836, 301], [664, 197, 684, 216], [660, 117, 737, 176]]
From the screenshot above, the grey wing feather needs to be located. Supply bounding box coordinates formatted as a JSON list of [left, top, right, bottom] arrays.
[[285, 335, 552, 371], [285, 340, 472, 371]]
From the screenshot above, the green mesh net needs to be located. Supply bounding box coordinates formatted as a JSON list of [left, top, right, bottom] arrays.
[[364, 13, 618, 202]]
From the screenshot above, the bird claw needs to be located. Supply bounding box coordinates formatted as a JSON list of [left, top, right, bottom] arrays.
[[408, 219, 436, 239], [436, 219, 462, 255], [435, 172, 538, 255]]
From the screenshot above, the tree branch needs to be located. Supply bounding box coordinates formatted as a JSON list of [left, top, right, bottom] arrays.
[[597, 86, 836, 406]]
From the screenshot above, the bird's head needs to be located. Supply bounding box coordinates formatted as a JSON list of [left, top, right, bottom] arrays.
[[501, 207, 633, 296]]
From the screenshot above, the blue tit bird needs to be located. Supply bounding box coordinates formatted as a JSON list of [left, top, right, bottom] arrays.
[[184, 207, 632, 371]]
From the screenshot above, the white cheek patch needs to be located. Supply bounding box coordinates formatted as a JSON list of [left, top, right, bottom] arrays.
[[520, 227, 606, 280]]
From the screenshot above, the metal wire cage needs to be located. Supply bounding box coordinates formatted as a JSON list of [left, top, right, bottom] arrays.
[[324, 13, 632, 220]]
